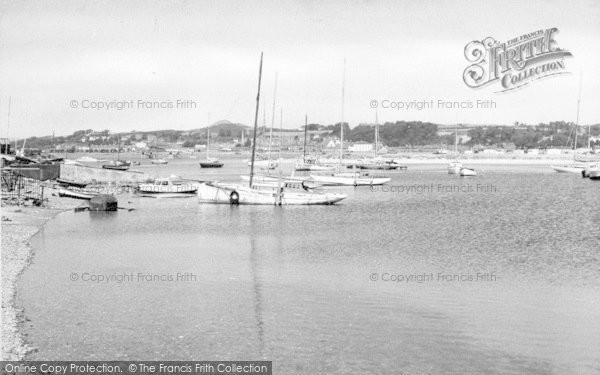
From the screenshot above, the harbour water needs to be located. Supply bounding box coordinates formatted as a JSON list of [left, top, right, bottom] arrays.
[[18, 160, 600, 374]]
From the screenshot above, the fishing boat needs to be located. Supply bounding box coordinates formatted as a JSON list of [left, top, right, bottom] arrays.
[[58, 188, 97, 200], [459, 167, 476, 177], [151, 158, 168, 165], [198, 53, 347, 206], [138, 176, 197, 194], [199, 120, 224, 168]]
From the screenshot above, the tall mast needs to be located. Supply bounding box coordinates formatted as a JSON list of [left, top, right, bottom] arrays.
[[276, 107, 283, 205], [267, 73, 278, 168], [303, 114, 308, 161], [339, 59, 346, 170], [249, 52, 264, 188], [6, 97, 11, 154], [375, 110, 378, 157], [206, 113, 211, 161], [574, 73, 582, 159], [455, 123, 458, 154]]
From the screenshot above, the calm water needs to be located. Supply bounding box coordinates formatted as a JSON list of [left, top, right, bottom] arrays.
[[19, 160, 600, 374]]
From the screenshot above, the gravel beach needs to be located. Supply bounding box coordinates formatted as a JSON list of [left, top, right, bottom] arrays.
[[1, 193, 82, 360]]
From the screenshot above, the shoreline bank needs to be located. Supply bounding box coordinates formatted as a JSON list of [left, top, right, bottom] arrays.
[[1, 194, 82, 360]]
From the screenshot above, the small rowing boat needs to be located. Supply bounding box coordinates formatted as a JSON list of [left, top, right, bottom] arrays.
[[58, 188, 97, 200]]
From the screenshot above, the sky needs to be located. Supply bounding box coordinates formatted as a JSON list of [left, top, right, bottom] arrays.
[[1, 0, 599, 138]]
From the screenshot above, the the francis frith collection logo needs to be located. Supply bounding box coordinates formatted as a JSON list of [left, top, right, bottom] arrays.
[[463, 28, 572, 92]]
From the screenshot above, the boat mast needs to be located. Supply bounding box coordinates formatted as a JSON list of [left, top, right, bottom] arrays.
[[276, 107, 283, 205], [303, 114, 308, 161], [249, 52, 264, 188], [6, 97, 11, 154], [267, 73, 278, 169], [455, 123, 458, 154], [206, 113, 210, 161], [339, 59, 346, 170], [375, 110, 378, 157], [573, 73, 582, 159]]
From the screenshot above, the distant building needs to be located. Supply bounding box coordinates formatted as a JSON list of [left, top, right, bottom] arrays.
[[349, 142, 373, 153]]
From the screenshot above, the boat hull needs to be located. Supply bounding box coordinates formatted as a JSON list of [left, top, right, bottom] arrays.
[[197, 182, 346, 205], [589, 170, 600, 180], [58, 188, 96, 200], [138, 185, 197, 194], [551, 165, 584, 173], [459, 168, 476, 177], [199, 162, 224, 168], [310, 174, 391, 186], [102, 165, 129, 171]]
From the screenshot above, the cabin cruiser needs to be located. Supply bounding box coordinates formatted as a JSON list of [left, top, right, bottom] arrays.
[[138, 176, 197, 194]]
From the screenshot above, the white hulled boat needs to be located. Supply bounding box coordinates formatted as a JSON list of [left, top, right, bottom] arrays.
[[551, 76, 595, 175], [459, 167, 476, 177], [138, 176, 197, 194], [197, 53, 347, 206], [311, 61, 390, 187], [311, 171, 391, 186], [551, 164, 586, 173], [448, 124, 463, 174]]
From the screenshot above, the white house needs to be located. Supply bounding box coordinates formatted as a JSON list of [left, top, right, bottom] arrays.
[[349, 142, 374, 153]]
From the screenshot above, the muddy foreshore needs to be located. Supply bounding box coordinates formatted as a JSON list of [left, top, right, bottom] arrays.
[[1, 194, 82, 360]]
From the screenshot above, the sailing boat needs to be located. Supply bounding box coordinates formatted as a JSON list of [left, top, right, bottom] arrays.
[[448, 124, 462, 174], [551, 74, 594, 173], [197, 53, 347, 205], [354, 112, 399, 170], [199, 119, 224, 168], [310, 60, 390, 186], [295, 115, 334, 171], [102, 135, 130, 170]]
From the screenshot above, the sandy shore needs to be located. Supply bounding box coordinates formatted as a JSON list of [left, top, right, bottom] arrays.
[[1, 192, 83, 360]]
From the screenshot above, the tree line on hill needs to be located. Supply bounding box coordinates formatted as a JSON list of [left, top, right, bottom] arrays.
[[17, 120, 600, 150]]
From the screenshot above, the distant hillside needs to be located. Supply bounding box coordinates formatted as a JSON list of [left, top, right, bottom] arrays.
[[14, 120, 600, 150]]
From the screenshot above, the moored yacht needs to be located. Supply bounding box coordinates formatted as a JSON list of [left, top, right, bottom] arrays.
[[197, 53, 347, 206]]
